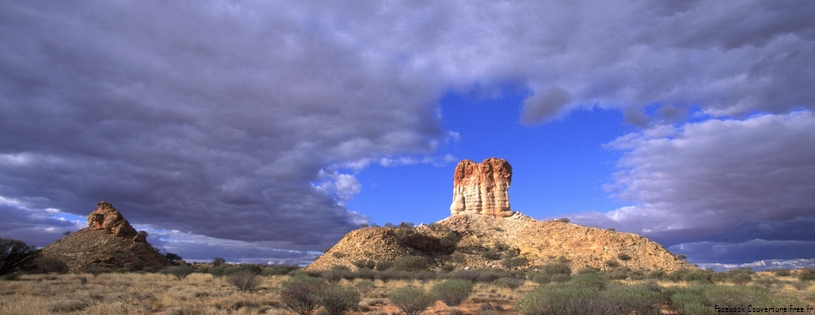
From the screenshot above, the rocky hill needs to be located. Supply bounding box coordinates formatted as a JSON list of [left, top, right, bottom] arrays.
[[38, 201, 170, 272], [307, 158, 693, 273]]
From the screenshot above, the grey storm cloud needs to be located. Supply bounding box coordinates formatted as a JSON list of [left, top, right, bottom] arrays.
[[574, 111, 815, 264], [2, 1, 815, 261]]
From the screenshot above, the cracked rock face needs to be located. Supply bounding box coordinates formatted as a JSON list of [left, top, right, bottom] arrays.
[[87, 201, 139, 238], [450, 158, 513, 218]]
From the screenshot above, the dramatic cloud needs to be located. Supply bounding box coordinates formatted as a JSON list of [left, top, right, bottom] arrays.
[[575, 111, 815, 264], [1, 1, 814, 262]]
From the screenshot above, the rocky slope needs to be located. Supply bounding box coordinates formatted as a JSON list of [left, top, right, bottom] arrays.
[[38, 201, 170, 272], [306, 213, 693, 272]]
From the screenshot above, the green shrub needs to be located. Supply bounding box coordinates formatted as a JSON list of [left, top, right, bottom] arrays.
[[515, 285, 599, 315], [226, 270, 261, 292], [440, 264, 455, 272], [431, 279, 472, 306], [600, 286, 661, 315], [770, 268, 791, 277], [353, 268, 376, 280], [753, 275, 783, 292], [551, 274, 570, 283], [281, 276, 327, 315], [531, 274, 551, 284], [646, 269, 666, 280], [482, 249, 501, 260], [628, 270, 645, 280], [322, 271, 342, 284], [319, 285, 360, 315], [669, 287, 705, 315], [606, 269, 628, 280], [212, 257, 226, 266], [682, 269, 714, 283], [494, 277, 524, 290], [210, 266, 224, 278], [164, 265, 194, 280], [374, 261, 393, 271], [388, 287, 436, 315], [224, 264, 262, 275], [263, 264, 300, 276], [798, 268, 815, 281], [541, 262, 571, 275], [352, 259, 376, 270], [576, 267, 601, 274], [667, 269, 690, 282], [35, 257, 69, 274], [354, 280, 374, 296], [567, 273, 606, 290], [792, 280, 811, 290]]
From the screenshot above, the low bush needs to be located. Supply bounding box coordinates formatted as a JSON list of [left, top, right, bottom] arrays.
[[606, 269, 628, 280], [494, 277, 524, 290], [224, 264, 262, 275], [567, 273, 607, 290], [482, 249, 502, 260], [515, 285, 600, 315], [798, 268, 815, 281], [682, 269, 714, 283], [264, 264, 300, 276], [226, 270, 261, 292], [319, 285, 360, 315], [646, 269, 666, 280], [164, 265, 194, 280], [388, 287, 436, 315], [431, 279, 472, 306], [354, 280, 375, 296], [551, 274, 570, 283], [792, 280, 811, 290], [531, 274, 551, 284], [352, 259, 376, 270], [373, 261, 393, 271], [376, 269, 413, 282], [209, 266, 224, 277], [352, 268, 376, 280], [281, 276, 327, 315], [600, 286, 661, 315], [771, 268, 792, 277], [576, 267, 601, 274], [541, 262, 571, 276], [35, 257, 69, 274], [322, 271, 342, 284]]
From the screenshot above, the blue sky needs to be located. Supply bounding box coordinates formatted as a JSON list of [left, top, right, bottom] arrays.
[[2, 1, 815, 270], [346, 89, 633, 227]]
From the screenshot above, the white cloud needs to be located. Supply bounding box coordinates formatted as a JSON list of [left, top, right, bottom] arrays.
[[574, 111, 815, 263]]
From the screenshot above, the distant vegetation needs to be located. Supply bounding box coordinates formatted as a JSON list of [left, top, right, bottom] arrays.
[[3, 236, 815, 314]]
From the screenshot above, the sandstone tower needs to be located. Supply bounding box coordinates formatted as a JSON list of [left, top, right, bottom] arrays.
[[450, 158, 513, 217]]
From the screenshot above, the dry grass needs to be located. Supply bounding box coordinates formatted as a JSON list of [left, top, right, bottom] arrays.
[[0, 273, 286, 315], [2, 272, 812, 315]]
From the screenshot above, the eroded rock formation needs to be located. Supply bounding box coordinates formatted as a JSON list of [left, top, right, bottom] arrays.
[[450, 158, 513, 217], [88, 201, 140, 239]]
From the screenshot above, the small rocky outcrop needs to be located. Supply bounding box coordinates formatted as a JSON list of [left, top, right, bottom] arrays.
[[38, 201, 170, 272], [450, 158, 513, 218], [88, 201, 140, 240]]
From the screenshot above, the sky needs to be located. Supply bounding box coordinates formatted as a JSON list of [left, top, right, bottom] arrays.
[[1, 1, 814, 269]]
